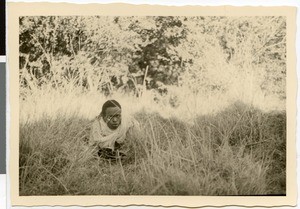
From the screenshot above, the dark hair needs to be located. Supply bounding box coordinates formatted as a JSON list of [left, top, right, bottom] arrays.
[[101, 100, 121, 117]]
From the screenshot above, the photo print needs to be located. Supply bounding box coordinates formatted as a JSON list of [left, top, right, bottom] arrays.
[[8, 2, 297, 207]]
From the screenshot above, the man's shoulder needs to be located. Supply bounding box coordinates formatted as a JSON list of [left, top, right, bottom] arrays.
[[126, 115, 140, 130]]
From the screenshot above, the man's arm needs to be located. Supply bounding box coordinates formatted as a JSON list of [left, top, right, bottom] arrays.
[[90, 120, 117, 149]]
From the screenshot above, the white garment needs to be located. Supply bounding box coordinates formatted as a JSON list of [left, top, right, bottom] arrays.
[[89, 115, 138, 150]]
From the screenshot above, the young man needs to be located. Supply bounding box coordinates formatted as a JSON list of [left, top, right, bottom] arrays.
[[89, 100, 138, 160]]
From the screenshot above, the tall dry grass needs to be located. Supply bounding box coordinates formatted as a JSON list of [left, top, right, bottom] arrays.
[[19, 86, 286, 195], [18, 15, 286, 196]]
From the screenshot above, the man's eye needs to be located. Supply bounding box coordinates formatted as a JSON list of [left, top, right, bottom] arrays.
[[107, 114, 121, 120]]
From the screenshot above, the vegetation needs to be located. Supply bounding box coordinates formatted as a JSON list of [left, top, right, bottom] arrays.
[[19, 16, 286, 195]]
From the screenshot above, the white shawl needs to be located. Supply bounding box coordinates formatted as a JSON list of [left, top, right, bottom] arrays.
[[90, 116, 135, 150]]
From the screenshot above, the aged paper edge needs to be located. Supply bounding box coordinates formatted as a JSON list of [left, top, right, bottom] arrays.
[[7, 2, 297, 207]]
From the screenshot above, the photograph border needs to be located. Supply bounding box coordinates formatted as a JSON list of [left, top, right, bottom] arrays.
[[8, 2, 297, 207]]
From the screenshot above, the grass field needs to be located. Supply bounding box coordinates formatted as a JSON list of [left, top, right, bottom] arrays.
[[19, 88, 286, 196]]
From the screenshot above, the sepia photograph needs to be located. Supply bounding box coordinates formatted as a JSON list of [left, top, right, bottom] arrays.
[[8, 2, 297, 207]]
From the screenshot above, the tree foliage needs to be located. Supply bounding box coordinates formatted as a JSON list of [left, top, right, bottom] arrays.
[[19, 16, 286, 99]]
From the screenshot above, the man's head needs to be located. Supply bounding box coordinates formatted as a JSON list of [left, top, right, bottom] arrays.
[[101, 100, 122, 130]]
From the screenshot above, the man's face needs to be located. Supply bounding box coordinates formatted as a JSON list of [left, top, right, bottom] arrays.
[[104, 106, 121, 130]]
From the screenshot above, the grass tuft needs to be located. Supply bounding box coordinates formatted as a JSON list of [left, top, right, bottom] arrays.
[[19, 94, 286, 195]]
